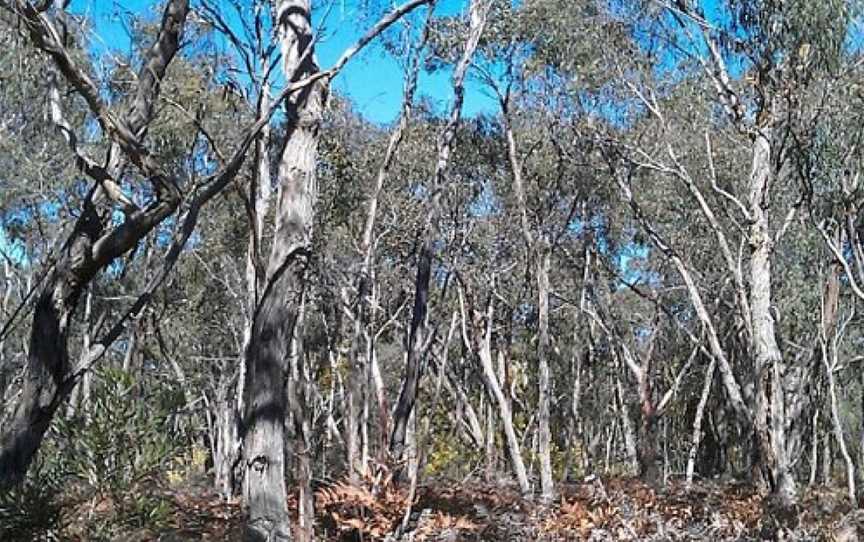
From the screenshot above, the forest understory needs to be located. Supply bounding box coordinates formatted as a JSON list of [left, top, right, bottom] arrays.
[[6, 0, 864, 540], [4, 473, 864, 541]]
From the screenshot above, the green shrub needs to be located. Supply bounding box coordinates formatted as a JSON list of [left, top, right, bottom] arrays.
[[38, 366, 186, 538]]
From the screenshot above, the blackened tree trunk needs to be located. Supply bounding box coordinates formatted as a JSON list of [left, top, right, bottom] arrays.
[[345, 13, 431, 477]]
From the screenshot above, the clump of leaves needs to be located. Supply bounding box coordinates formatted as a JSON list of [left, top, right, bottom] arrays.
[[42, 367, 185, 538], [0, 474, 64, 540]]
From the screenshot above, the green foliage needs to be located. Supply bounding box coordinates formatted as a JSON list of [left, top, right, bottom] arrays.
[[724, 0, 857, 74], [422, 402, 484, 478], [39, 367, 185, 538], [0, 474, 64, 541]]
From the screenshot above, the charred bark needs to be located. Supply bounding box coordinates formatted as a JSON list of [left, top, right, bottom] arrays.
[[389, 0, 489, 470]]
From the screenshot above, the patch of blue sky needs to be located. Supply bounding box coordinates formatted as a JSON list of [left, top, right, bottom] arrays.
[[0, 227, 27, 266], [468, 179, 500, 218], [316, 0, 498, 124], [568, 214, 652, 286], [846, 9, 864, 54], [616, 241, 651, 286], [68, 0, 497, 125], [2, 199, 62, 234]]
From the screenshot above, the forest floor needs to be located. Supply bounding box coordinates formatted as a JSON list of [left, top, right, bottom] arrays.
[[4, 474, 864, 541]]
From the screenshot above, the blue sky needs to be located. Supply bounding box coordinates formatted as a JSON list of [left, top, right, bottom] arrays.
[[67, 0, 497, 124], [0, 1, 497, 265]]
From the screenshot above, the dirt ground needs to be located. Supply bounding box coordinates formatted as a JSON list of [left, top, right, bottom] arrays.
[[5, 475, 864, 541]]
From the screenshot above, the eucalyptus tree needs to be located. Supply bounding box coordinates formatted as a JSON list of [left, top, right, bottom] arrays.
[[0, 6, 79, 407], [0, 0, 194, 487], [337, 8, 434, 479], [0, 0, 431, 501], [240, 1, 436, 538], [792, 18, 864, 502], [456, 0, 635, 495], [389, 0, 492, 472], [197, 0, 280, 499], [0, 0, 285, 492], [597, 0, 860, 505]]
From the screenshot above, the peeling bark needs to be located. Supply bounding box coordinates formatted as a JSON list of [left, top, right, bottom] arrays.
[[242, 1, 323, 539]]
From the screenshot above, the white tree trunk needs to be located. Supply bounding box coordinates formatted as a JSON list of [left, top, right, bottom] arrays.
[[748, 126, 796, 504], [686, 358, 715, 486], [461, 289, 531, 494], [536, 245, 555, 501]]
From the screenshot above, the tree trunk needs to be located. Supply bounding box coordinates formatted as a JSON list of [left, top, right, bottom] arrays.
[[484, 400, 496, 482], [638, 405, 659, 485], [390, 242, 432, 468], [500, 75, 555, 499], [809, 409, 820, 487], [461, 288, 531, 494], [0, 0, 189, 489], [859, 370, 864, 491], [288, 295, 314, 542], [227, 55, 273, 498], [242, 1, 324, 539], [686, 358, 716, 486], [0, 275, 79, 488], [615, 376, 639, 475], [536, 244, 555, 501], [389, 0, 489, 468], [636, 324, 660, 485], [748, 125, 796, 505], [214, 372, 242, 500], [818, 253, 856, 503], [243, 275, 298, 542], [347, 18, 428, 478], [66, 286, 94, 418], [566, 326, 584, 482], [824, 343, 856, 504]]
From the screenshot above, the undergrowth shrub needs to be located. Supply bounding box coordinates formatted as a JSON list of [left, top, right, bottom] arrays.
[[0, 464, 64, 541], [38, 366, 187, 539]]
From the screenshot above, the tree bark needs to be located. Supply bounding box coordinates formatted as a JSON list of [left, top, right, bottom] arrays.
[[66, 286, 93, 418], [821, 261, 856, 503], [859, 370, 864, 491], [345, 13, 430, 479], [242, 1, 324, 539], [214, 371, 242, 500], [615, 376, 639, 475], [536, 243, 555, 500], [476, 299, 531, 494], [500, 82, 556, 500], [220, 53, 273, 499], [288, 295, 314, 542], [748, 125, 796, 505], [458, 285, 531, 493], [686, 358, 716, 486]]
